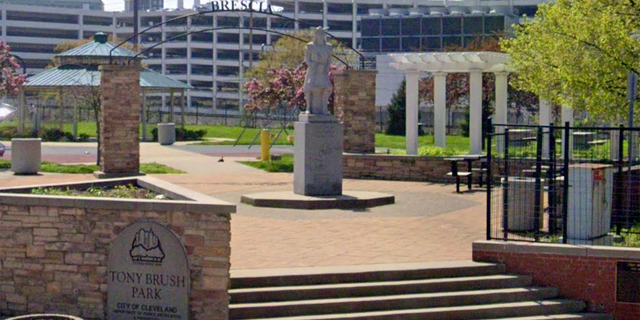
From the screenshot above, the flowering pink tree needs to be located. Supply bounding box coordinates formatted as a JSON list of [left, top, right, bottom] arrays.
[[0, 42, 27, 96], [244, 62, 340, 115]]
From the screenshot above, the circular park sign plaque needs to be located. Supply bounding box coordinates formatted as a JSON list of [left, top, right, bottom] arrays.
[[107, 222, 190, 320]]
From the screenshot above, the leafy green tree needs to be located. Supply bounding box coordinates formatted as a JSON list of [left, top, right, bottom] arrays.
[[246, 29, 359, 83], [386, 80, 407, 135], [502, 0, 640, 120]]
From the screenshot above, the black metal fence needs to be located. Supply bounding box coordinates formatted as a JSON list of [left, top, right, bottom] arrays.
[[487, 123, 640, 245]]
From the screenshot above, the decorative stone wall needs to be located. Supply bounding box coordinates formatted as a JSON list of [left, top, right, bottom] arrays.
[[99, 64, 141, 175], [473, 241, 640, 320], [333, 70, 377, 153], [343, 154, 457, 183], [0, 177, 233, 320]]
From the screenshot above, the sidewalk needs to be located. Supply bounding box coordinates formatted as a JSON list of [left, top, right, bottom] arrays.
[[0, 142, 487, 270]]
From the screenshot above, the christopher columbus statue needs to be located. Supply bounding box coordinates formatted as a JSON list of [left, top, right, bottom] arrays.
[[303, 27, 333, 115]]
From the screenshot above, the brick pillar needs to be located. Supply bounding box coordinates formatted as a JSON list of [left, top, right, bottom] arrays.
[[333, 70, 377, 153], [97, 64, 142, 177]]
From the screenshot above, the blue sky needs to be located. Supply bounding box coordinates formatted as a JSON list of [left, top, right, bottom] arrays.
[[103, 0, 196, 11]]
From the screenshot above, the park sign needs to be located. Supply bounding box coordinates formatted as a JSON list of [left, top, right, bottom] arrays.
[[107, 222, 190, 320], [197, 0, 282, 14]]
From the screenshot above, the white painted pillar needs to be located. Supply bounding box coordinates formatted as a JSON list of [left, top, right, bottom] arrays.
[[539, 99, 551, 158], [405, 70, 420, 155], [561, 107, 574, 159], [469, 70, 483, 154], [494, 72, 509, 154], [433, 72, 447, 149]]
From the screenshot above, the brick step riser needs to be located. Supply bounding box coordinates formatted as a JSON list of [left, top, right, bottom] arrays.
[[230, 288, 559, 320], [231, 276, 533, 303], [475, 315, 614, 320], [231, 300, 587, 320], [230, 265, 505, 289]]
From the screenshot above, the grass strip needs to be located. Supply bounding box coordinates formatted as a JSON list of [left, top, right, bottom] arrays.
[[240, 154, 294, 172], [0, 160, 184, 174]]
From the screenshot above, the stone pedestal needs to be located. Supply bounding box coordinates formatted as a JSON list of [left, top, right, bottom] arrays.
[[11, 138, 41, 175], [294, 114, 343, 196]]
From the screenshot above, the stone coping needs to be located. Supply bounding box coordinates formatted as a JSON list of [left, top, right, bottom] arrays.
[[0, 176, 236, 215], [231, 260, 497, 278], [473, 240, 640, 260], [240, 191, 394, 210]]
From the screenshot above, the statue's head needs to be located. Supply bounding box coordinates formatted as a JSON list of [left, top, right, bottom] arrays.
[[313, 26, 330, 45]]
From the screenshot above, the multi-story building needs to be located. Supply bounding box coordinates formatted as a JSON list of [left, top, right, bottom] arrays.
[[124, 0, 165, 12], [0, 0, 103, 10], [0, 0, 543, 113]]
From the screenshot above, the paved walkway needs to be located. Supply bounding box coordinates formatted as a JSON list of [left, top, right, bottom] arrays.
[[0, 142, 487, 270]]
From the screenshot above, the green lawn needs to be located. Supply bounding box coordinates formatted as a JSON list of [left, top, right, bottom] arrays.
[[240, 154, 294, 172], [0, 160, 184, 174], [1, 121, 472, 152]]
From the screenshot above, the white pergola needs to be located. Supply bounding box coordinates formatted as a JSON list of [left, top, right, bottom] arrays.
[[390, 52, 511, 155]]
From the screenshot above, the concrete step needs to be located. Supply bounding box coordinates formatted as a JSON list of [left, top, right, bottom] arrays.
[[230, 274, 533, 303], [230, 261, 505, 289], [235, 300, 588, 320], [475, 314, 614, 320], [230, 287, 559, 319]]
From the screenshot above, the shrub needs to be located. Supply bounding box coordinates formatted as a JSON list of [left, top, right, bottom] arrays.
[[77, 133, 90, 142], [151, 127, 207, 142], [39, 128, 68, 142], [0, 126, 37, 139]]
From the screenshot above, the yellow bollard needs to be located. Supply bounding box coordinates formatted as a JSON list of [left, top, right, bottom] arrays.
[[261, 129, 270, 161]]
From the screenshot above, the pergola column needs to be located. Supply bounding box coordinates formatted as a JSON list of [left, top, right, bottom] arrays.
[[561, 107, 574, 159], [433, 72, 447, 149], [494, 72, 509, 154], [405, 70, 420, 155], [469, 70, 483, 154], [539, 99, 551, 158]]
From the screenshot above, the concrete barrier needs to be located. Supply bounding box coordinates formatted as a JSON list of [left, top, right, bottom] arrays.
[[11, 138, 41, 175], [158, 122, 176, 145]]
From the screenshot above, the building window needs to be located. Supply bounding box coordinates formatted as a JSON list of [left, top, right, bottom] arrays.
[[485, 16, 505, 34], [361, 19, 380, 37], [381, 37, 400, 52], [381, 18, 400, 36], [401, 37, 420, 51], [442, 17, 462, 35], [401, 18, 420, 36], [464, 16, 483, 35], [422, 18, 441, 36]]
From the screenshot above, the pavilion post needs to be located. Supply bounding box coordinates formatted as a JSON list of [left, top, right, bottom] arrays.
[[18, 89, 25, 134], [169, 89, 175, 123], [433, 72, 447, 149], [494, 72, 509, 154], [469, 70, 483, 154], [561, 107, 574, 160], [405, 70, 420, 155], [141, 89, 147, 141], [58, 88, 64, 130], [181, 89, 185, 130], [73, 100, 78, 140], [539, 99, 551, 158]]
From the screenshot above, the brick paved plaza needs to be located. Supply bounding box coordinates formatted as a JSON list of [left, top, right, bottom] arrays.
[[0, 142, 486, 270]]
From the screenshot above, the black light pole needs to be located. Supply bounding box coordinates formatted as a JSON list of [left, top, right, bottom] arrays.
[[133, 0, 139, 49]]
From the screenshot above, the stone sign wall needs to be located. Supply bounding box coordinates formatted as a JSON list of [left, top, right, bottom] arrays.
[[108, 222, 190, 320], [0, 177, 233, 320]]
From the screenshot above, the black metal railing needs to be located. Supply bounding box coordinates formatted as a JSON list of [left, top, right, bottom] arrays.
[[487, 123, 640, 245]]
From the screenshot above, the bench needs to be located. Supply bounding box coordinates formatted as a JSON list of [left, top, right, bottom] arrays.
[[587, 139, 607, 147], [445, 158, 473, 193]]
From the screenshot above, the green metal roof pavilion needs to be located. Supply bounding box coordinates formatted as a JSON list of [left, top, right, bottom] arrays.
[[24, 33, 193, 91]]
